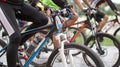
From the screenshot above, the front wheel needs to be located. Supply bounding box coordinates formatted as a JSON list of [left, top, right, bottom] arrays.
[[65, 27, 86, 56], [47, 43, 104, 67], [84, 33, 120, 67], [113, 27, 120, 40]]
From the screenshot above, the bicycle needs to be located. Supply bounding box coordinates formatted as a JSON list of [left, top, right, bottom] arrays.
[[58, 1, 120, 66], [0, 8, 104, 67], [57, 7, 120, 66], [84, 12, 120, 66]]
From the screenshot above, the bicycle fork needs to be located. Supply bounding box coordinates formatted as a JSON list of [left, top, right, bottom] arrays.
[[55, 33, 75, 67], [94, 39, 105, 55], [92, 30, 105, 55]]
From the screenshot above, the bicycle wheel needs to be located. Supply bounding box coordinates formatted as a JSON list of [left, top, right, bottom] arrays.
[[0, 37, 32, 66], [113, 27, 120, 40], [66, 27, 86, 44], [84, 33, 120, 67], [65, 27, 86, 56], [46, 43, 104, 67]]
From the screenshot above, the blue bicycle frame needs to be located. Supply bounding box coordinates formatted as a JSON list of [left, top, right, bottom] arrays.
[[23, 13, 62, 67]]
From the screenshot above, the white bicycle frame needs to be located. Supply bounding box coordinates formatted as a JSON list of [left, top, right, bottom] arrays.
[[55, 32, 75, 67]]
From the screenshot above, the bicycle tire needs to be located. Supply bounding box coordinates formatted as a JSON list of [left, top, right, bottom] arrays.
[[46, 43, 104, 67], [84, 33, 120, 67], [113, 27, 120, 40]]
